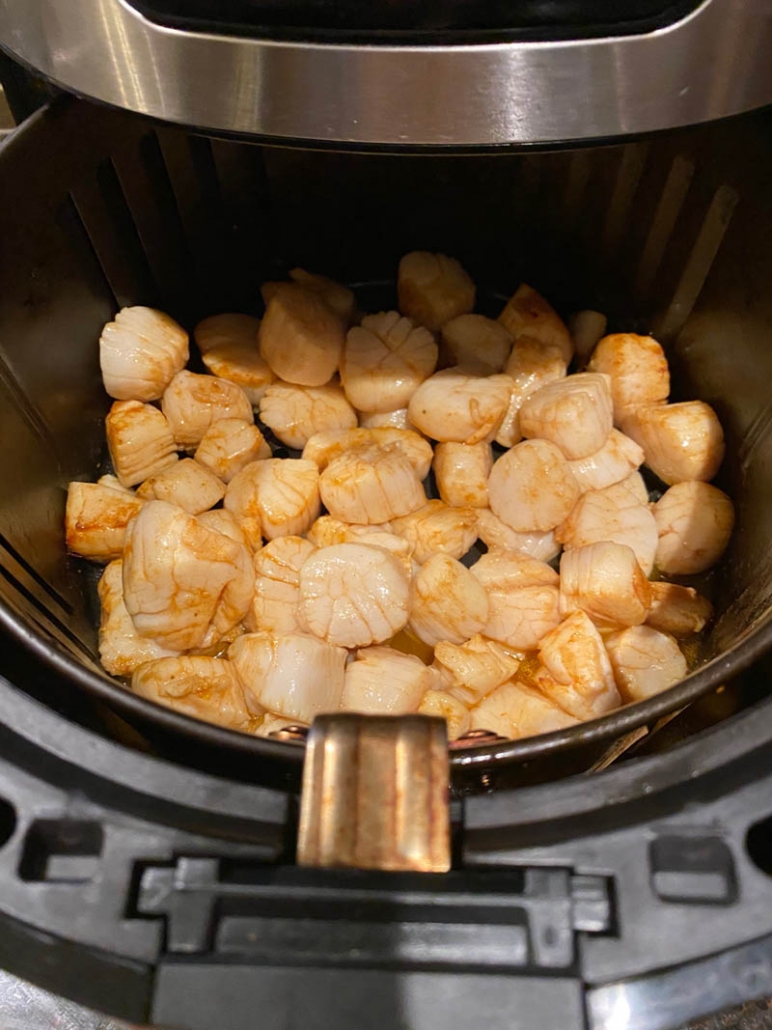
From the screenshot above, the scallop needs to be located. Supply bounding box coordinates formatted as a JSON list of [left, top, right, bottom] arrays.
[[298, 543, 410, 648], [136, 457, 225, 514], [229, 631, 347, 722], [498, 284, 573, 362], [622, 401, 725, 485], [567, 429, 644, 493], [196, 509, 250, 549], [341, 311, 438, 413], [390, 500, 478, 564], [319, 447, 426, 525], [357, 408, 415, 431], [258, 282, 344, 386], [536, 611, 621, 720], [407, 367, 512, 444], [289, 267, 356, 324], [248, 535, 317, 635], [434, 635, 521, 707], [65, 480, 143, 562], [496, 338, 568, 448], [588, 333, 670, 424], [440, 314, 513, 372], [654, 481, 735, 575], [646, 581, 713, 637], [201, 344, 276, 406], [433, 442, 492, 509], [100, 306, 188, 402], [605, 625, 687, 703], [556, 475, 658, 576], [470, 680, 578, 739], [488, 439, 581, 533], [417, 690, 471, 740], [408, 554, 490, 647], [225, 458, 321, 547], [122, 500, 254, 651], [470, 549, 562, 650], [194, 418, 271, 483], [397, 251, 475, 331], [475, 509, 561, 562], [132, 656, 254, 731], [194, 313, 260, 353], [106, 399, 179, 488], [306, 516, 414, 570], [559, 541, 652, 629], [519, 372, 613, 460], [341, 646, 434, 714], [259, 380, 357, 450], [568, 310, 608, 363], [162, 370, 254, 449], [303, 426, 433, 480], [97, 559, 179, 676]]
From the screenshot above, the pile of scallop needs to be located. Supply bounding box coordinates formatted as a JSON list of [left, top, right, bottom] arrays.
[[65, 253, 734, 743]]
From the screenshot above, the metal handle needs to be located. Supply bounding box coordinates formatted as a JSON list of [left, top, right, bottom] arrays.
[[296, 714, 451, 873]]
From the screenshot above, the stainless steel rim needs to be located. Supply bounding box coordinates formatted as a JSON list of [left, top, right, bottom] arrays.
[[1, 0, 772, 147]]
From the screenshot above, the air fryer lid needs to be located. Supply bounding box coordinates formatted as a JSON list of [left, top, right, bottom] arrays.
[[2, 0, 772, 145]]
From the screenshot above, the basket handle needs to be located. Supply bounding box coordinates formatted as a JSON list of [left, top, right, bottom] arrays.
[[296, 713, 451, 873]]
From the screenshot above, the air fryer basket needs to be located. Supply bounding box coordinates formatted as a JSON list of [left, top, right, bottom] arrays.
[[1, 96, 772, 775]]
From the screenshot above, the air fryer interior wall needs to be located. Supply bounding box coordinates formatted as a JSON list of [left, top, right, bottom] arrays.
[[1, 97, 772, 774]]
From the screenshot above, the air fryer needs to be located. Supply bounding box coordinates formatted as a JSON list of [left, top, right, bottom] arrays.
[[2, 1, 772, 1027]]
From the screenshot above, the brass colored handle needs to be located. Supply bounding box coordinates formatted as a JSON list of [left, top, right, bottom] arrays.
[[296, 713, 451, 873]]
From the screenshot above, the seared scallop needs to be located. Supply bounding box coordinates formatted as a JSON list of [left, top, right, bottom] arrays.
[[559, 541, 652, 629], [97, 560, 179, 675], [646, 581, 713, 637], [100, 306, 188, 402], [341, 311, 438, 413], [407, 367, 511, 444], [496, 337, 568, 448], [248, 536, 317, 635], [303, 426, 433, 480], [605, 625, 687, 702], [194, 418, 271, 483], [65, 480, 143, 561], [588, 332, 670, 424], [498, 284, 573, 362], [397, 251, 475, 331], [519, 372, 613, 460], [390, 500, 478, 564], [136, 457, 225, 514], [106, 400, 179, 488], [319, 447, 426, 525], [434, 635, 521, 707], [162, 370, 254, 449], [298, 542, 411, 648], [408, 554, 490, 647], [132, 656, 254, 731], [258, 282, 344, 386], [536, 611, 621, 720], [654, 480, 734, 575], [122, 500, 254, 651], [417, 690, 471, 740], [433, 442, 492, 509], [260, 380, 357, 450], [229, 631, 346, 722], [225, 458, 320, 547], [488, 439, 580, 533], [341, 646, 434, 714], [470, 681, 578, 739], [440, 314, 513, 372], [622, 400, 725, 485]]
